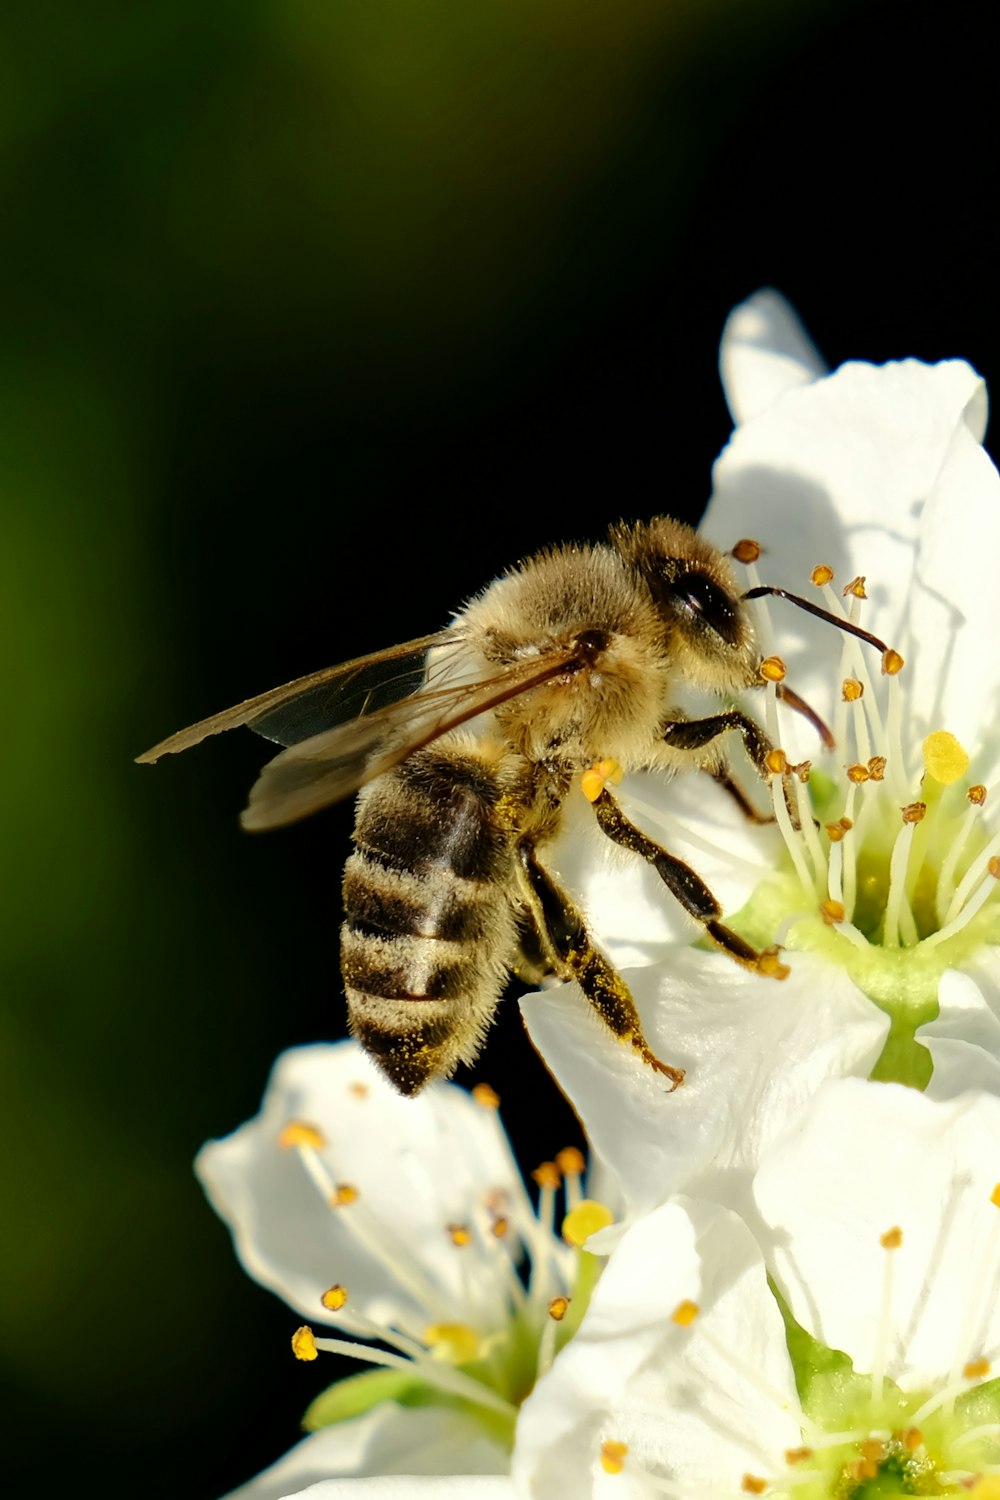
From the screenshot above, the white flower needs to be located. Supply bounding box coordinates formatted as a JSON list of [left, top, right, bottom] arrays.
[[522, 290, 1000, 1217], [512, 1078, 1000, 1498], [197, 1042, 604, 1497]]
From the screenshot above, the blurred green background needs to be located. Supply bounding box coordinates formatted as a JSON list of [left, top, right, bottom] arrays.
[[2, 2, 997, 1494]]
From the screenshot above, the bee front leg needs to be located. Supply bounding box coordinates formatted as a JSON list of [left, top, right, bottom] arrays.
[[661, 709, 772, 776], [516, 842, 684, 1089], [589, 787, 788, 979]]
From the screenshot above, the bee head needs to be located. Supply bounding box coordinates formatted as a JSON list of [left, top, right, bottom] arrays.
[[612, 516, 758, 693]]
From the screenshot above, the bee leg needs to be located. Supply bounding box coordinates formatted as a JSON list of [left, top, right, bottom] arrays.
[[589, 788, 789, 979], [517, 842, 685, 1089], [661, 709, 772, 776], [665, 712, 801, 830], [710, 769, 775, 825], [511, 902, 561, 987]]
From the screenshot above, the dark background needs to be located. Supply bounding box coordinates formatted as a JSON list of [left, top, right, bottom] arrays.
[[2, 2, 996, 1494]]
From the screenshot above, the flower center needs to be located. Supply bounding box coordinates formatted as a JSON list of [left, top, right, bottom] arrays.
[[280, 1102, 608, 1447], [729, 558, 1000, 1062]]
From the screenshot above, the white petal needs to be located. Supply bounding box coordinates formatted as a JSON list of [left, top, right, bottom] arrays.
[[196, 1043, 531, 1331], [520, 948, 887, 1219], [907, 423, 1000, 760], [753, 1078, 1000, 1389], [548, 772, 781, 967], [702, 357, 986, 755], [224, 1407, 509, 1500], [921, 958, 1000, 1099], [720, 289, 827, 426], [281, 1479, 515, 1500], [513, 1199, 799, 1499]]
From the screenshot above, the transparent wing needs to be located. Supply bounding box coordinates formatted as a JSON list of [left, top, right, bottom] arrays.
[[135, 629, 457, 763], [239, 647, 582, 831]]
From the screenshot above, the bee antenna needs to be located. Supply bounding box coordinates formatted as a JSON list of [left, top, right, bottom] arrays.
[[774, 681, 834, 750], [743, 585, 892, 657]]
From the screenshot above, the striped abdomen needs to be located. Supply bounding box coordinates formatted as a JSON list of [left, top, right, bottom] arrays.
[[341, 746, 518, 1094]]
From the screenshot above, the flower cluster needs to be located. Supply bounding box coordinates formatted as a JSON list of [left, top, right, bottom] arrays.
[[200, 292, 1000, 1500]]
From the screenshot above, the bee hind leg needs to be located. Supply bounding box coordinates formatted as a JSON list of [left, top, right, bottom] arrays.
[[589, 787, 789, 979], [516, 843, 684, 1089]]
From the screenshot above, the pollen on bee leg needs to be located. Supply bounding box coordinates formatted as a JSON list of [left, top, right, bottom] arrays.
[[278, 1120, 327, 1150], [581, 758, 624, 803], [599, 1439, 629, 1475]]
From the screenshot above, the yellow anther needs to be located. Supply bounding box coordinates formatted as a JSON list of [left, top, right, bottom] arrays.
[[811, 563, 834, 586], [742, 1476, 768, 1494], [991, 1183, 1000, 1208], [765, 748, 789, 776], [321, 1284, 348, 1311], [785, 1448, 813, 1466], [424, 1322, 479, 1364], [964, 1356, 991, 1380], [532, 1161, 562, 1190], [291, 1325, 318, 1361], [548, 1295, 570, 1321], [562, 1199, 614, 1246], [847, 763, 870, 783], [867, 755, 887, 781], [880, 1226, 903, 1250], [600, 1440, 629, 1475], [969, 784, 988, 806], [859, 1438, 885, 1462], [901, 801, 926, 825], [447, 1222, 472, 1248], [842, 677, 864, 702], [882, 648, 905, 675], [759, 655, 787, 683], [471, 1082, 500, 1109], [555, 1147, 586, 1176], [899, 1427, 923, 1452], [278, 1120, 326, 1151], [757, 948, 790, 980], [790, 759, 812, 783], [490, 1216, 509, 1239], [671, 1299, 700, 1327], [990, 857, 1000, 881], [732, 538, 762, 564], [820, 899, 845, 926], [580, 758, 623, 803], [826, 818, 853, 842], [923, 730, 970, 785], [843, 575, 868, 599], [348, 1082, 369, 1098], [850, 1457, 878, 1482], [330, 1183, 358, 1207]]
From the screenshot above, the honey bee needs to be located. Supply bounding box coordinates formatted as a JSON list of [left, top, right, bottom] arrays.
[[138, 516, 838, 1095]]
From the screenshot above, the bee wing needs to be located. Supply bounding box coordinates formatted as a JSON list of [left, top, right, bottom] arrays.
[[135, 629, 457, 763], [240, 646, 581, 831]]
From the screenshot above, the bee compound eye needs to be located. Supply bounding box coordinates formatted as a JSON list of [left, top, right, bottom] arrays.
[[664, 569, 742, 647]]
